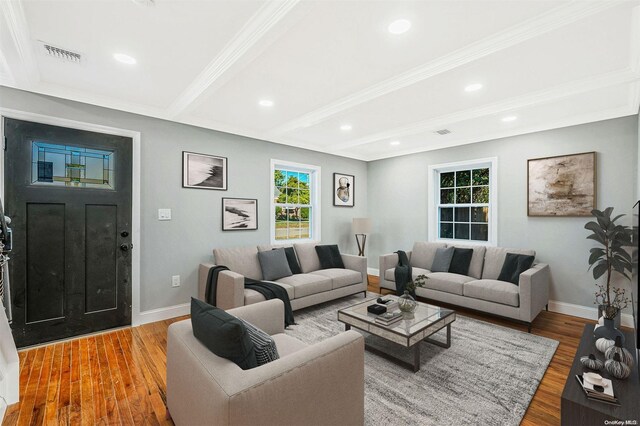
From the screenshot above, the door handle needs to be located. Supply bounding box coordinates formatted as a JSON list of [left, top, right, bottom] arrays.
[[120, 244, 129, 252], [121, 231, 129, 237]]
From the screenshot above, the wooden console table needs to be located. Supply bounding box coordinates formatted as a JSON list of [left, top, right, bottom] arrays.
[[561, 324, 639, 425]]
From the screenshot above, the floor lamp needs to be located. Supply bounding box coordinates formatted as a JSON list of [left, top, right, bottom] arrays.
[[352, 218, 372, 257]]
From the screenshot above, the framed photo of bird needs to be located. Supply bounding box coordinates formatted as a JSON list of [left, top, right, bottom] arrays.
[[333, 173, 355, 207]]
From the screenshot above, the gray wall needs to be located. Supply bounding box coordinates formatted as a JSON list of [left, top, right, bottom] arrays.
[[0, 86, 368, 311], [367, 116, 638, 309]]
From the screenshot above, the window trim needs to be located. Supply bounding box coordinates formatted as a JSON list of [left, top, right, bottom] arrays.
[[270, 159, 321, 245], [427, 157, 498, 246]]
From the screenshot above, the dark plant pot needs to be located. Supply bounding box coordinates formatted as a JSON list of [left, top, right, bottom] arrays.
[[598, 304, 621, 328], [594, 318, 625, 344]]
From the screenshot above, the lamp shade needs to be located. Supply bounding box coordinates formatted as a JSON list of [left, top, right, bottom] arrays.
[[352, 218, 372, 234]]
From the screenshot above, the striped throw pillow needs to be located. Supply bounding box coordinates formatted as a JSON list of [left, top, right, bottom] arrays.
[[239, 319, 280, 366]]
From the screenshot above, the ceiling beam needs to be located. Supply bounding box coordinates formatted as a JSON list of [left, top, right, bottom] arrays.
[[166, 0, 300, 119], [0, 0, 39, 85], [328, 68, 640, 151], [268, 0, 626, 137]]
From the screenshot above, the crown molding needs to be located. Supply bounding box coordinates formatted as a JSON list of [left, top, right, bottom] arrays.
[[328, 68, 639, 152], [166, 0, 300, 118], [360, 104, 637, 162], [0, 0, 39, 85], [268, 1, 625, 137]]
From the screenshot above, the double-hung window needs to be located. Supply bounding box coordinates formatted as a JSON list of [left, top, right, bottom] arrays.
[[428, 158, 497, 245], [271, 160, 321, 243]]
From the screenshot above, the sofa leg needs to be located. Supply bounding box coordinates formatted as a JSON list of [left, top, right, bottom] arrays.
[[545, 304, 548, 311], [527, 323, 532, 333], [363, 291, 367, 298]]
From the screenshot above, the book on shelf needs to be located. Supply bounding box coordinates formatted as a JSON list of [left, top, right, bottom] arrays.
[[575, 375, 620, 406]]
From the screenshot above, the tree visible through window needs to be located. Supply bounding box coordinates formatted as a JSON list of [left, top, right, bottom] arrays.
[[274, 169, 312, 240], [438, 167, 490, 242]]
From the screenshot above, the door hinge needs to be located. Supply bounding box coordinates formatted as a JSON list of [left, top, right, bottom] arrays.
[[4, 136, 6, 151]]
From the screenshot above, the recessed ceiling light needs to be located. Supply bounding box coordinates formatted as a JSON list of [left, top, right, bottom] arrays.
[[259, 99, 274, 107], [502, 115, 518, 122], [390, 140, 400, 146], [113, 53, 136, 65], [340, 124, 352, 131], [464, 83, 483, 92], [388, 19, 411, 35]]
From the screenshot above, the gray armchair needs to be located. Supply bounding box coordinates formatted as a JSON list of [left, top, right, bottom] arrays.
[[166, 299, 365, 425]]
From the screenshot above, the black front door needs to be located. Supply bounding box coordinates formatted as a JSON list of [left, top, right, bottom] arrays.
[[4, 118, 133, 348]]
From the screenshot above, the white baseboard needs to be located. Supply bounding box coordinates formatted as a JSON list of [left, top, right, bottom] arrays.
[[367, 268, 380, 276], [547, 300, 635, 328], [136, 302, 190, 326]]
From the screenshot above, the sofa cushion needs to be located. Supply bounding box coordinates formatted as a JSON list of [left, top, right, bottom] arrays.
[[424, 272, 473, 296], [272, 333, 308, 357], [463, 279, 520, 307], [312, 268, 362, 289], [482, 247, 536, 280], [410, 242, 447, 269], [431, 247, 454, 272], [213, 246, 263, 280], [315, 244, 345, 269], [275, 273, 332, 298], [448, 248, 473, 276], [257, 244, 302, 274], [257, 248, 292, 281], [447, 244, 486, 279], [384, 267, 430, 282], [498, 253, 535, 285], [238, 319, 279, 366], [294, 243, 321, 273], [190, 298, 257, 370]]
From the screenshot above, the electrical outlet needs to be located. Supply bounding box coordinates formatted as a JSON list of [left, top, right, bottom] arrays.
[[171, 275, 180, 287]]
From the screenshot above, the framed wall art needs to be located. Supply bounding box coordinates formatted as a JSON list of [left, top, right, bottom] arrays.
[[333, 173, 354, 207], [222, 198, 258, 231], [527, 152, 596, 217], [183, 151, 227, 190]]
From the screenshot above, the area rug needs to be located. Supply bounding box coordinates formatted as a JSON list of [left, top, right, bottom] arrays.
[[285, 293, 558, 426]]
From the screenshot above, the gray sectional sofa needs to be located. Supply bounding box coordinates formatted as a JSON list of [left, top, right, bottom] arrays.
[[379, 242, 550, 331], [198, 243, 368, 311]]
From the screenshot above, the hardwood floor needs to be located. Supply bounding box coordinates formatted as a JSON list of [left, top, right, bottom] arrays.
[[3, 276, 595, 426]]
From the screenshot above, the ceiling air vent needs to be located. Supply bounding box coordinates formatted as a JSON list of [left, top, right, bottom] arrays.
[[42, 43, 81, 63], [434, 129, 451, 135]]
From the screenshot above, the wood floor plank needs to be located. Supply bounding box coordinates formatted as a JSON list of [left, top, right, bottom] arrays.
[[3, 276, 602, 426]]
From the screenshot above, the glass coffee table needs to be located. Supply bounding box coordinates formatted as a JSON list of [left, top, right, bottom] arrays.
[[337, 295, 456, 372]]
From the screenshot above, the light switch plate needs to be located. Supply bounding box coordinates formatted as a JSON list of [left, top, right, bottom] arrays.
[[158, 208, 172, 221]]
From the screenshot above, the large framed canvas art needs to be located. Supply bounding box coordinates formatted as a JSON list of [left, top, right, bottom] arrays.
[[527, 152, 596, 217], [182, 151, 227, 190]]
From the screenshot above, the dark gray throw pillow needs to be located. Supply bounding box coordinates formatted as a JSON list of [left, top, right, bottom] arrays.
[[498, 253, 535, 285], [258, 248, 293, 281], [431, 247, 455, 272], [273, 247, 302, 275], [448, 248, 473, 275], [239, 318, 280, 366], [315, 244, 345, 269], [190, 298, 257, 370]]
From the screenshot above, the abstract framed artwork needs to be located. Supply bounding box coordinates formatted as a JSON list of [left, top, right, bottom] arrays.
[[527, 151, 596, 217], [182, 151, 227, 190], [222, 198, 258, 231], [333, 173, 355, 207]]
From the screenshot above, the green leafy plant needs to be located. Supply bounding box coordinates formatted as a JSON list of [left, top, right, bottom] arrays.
[[585, 208, 633, 319], [406, 274, 429, 293]]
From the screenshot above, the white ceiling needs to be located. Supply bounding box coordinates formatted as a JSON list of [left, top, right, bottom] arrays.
[[1, 0, 639, 161]]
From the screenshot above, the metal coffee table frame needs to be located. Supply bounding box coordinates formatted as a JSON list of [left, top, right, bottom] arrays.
[[338, 297, 456, 372]]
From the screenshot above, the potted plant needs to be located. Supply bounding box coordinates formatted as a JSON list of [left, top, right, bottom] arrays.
[[398, 274, 429, 315], [585, 207, 632, 339]]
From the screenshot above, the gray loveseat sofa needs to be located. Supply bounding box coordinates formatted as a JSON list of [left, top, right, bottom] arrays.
[[199, 242, 368, 310], [379, 242, 550, 331]]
